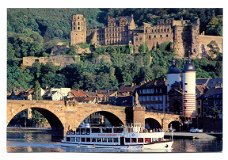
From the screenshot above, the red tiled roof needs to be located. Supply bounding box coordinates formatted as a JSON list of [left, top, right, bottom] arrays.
[[69, 90, 87, 97]]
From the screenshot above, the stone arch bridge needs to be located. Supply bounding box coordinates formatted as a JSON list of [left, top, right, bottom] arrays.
[[7, 100, 181, 138]]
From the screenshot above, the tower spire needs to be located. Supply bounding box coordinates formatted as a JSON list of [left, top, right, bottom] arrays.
[[134, 91, 141, 107]]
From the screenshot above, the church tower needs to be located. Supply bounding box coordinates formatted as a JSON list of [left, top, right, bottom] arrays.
[[70, 14, 87, 46]]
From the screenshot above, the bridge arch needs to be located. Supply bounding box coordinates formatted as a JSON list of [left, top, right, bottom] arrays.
[[7, 101, 66, 140], [145, 118, 162, 130], [68, 107, 126, 129], [168, 120, 182, 132], [77, 111, 124, 127]]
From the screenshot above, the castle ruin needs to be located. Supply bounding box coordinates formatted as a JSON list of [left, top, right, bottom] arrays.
[[70, 14, 223, 58]]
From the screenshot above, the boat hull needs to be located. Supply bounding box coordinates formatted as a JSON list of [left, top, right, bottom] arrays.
[[61, 140, 173, 151]]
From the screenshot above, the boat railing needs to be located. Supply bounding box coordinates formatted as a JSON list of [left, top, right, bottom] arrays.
[[66, 125, 164, 135]]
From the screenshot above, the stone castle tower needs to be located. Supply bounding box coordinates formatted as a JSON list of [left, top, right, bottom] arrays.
[[70, 14, 87, 46], [173, 18, 200, 57]]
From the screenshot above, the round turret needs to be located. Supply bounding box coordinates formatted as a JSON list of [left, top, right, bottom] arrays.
[[168, 61, 181, 74], [167, 60, 181, 92], [183, 59, 195, 72], [182, 58, 196, 117]]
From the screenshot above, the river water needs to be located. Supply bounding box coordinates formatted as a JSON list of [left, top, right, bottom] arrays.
[[7, 130, 222, 153]]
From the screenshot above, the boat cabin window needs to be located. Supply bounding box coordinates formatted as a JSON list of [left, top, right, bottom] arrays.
[[145, 138, 151, 143], [66, 137, 70, 142], [70, 137, 75, 142], [125, 138, 130, 143], [102, 128, 112, 133], [81, 128, 86, 135], [138, 138, 143, 143], [113, 128, 123, 133], [102, 138, 108, 142], [86, 138, 90, 142], [131, 138, 137, 143], [86, 128, 90, 135], [76, 137, 80, 142], [113, 138, 118, 143], [81, 138, 85, 142], [92, 128, 101, 133], [108, 138, 112, 143], [97, 138, 101, 142], [76, 128, 80, 135], [92, 138, 96, 142], [127, 128, 133, 133]]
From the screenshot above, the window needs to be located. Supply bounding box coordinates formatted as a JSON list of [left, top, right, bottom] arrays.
[[81, 128, 86, 135], [86, 138, 90, 142], [113, 128, 123, 133], [92, 138, 96, 142], [66, 137, 70, 142], [114, 138, 118, 143], [76, 128, 80, 135], [102, 128, 112, 133], [160, 35, 162, 38], [70, 137, 75, 142], [102, 138, 107, 142], [185, 83, 188, 85], [78, 27, 80, 30], [145, 138, 151, 143], [138, 138, 143, 143], [108, 138, 112, 143], [76, 137, 80, 142], [154, 35, 156, 38], [125, 138, 130, 143], [92, 128, 100, 133], [149, 35, 151, 40], [97, 138, 101, 142], [131, 138, 137, 143], [81, 138, 85, 142], [78, 22, 80, 25]]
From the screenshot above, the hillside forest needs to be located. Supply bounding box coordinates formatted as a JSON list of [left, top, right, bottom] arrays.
[[7, 8, 223, 93]]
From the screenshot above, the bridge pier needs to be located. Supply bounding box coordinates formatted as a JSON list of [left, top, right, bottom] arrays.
[[133, 106, 146, 128]]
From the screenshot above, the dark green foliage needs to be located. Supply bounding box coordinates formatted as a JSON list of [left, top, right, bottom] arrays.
[[7, 9, 223, 93], [34, 81, 42, 100], [138, 43, 149, 53], [7, 60, 33, 92]]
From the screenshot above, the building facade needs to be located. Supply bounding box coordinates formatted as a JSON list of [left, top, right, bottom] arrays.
[[136, 80, 167, 112]]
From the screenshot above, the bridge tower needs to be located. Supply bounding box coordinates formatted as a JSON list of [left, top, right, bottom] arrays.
[[182, 58, 197, 118], [167, 59, 181, 92], [133, 92, 146, 128]]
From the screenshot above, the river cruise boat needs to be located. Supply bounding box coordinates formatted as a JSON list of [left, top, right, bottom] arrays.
[[61, 123, 173, 150]]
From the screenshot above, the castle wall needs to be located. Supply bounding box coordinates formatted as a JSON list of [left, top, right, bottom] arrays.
[[71, 14, 223, 58], [22, 55, 76, 67], [198, 35, 223, 56]]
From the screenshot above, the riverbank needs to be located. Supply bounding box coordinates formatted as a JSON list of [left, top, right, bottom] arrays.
[[7, 127, 52, 133], [165, 132, 222, 139]]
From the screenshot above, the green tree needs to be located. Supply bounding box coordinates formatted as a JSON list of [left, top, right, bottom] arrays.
[[34, 80, 42, 100], [138, 43, 149, 53], [7, 63, 33, 92], [206, 16, 223, 36]]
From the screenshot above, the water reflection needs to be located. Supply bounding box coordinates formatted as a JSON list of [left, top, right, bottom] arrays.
[[7, 131, 222, 153]]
